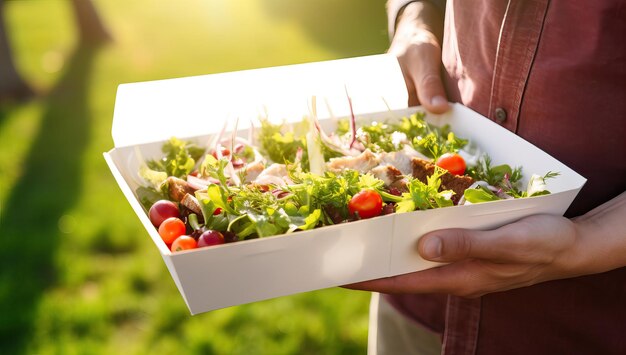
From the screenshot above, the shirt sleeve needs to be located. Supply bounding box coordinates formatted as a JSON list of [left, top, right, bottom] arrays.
[[386, 0, 447, 40]]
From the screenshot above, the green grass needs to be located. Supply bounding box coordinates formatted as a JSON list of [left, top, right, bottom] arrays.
[[0, 0, 389, 354]]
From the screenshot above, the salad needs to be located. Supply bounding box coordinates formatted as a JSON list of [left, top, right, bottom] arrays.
[[135, 109, 558, 252]]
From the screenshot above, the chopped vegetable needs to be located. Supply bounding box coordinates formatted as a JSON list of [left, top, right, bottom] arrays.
[[171, 235, 197, 252], [158, 217, 187, 245], [348, 189, 383, 219], [436, 153, 466, 176]]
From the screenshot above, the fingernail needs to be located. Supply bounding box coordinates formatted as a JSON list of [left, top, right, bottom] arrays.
[[422, 236, 442, 259], [431, 95, 448, 108]]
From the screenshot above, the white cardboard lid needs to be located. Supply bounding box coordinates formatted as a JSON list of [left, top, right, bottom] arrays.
[[111, 54, 408, 147]]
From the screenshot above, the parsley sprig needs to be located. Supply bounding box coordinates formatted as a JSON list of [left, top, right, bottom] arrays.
[[396, 166, 454, 212]]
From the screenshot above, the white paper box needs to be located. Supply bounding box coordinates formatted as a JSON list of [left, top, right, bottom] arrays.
[[104, 55, 586, 315]]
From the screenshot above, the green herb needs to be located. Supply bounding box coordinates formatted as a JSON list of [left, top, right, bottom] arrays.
[[413, 125, 467, 160], [396, 167, 454, 212], [258, 119, 308, 167], [335, 112, 468, 159], [195, 161, 325, 238], [287, 169, 387, 224], [199, 154, 230, 188], [466, 155, 523, 196], [394, 112, 429, 139], [146, 137, 205, 178], [358, 121, 397, 153]]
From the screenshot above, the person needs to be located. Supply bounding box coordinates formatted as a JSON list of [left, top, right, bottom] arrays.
[[348, 1, 626, 354]]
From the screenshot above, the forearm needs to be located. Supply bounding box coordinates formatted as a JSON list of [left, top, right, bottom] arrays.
[[571, 191, 626, 275], [387, 1, 445, 44]]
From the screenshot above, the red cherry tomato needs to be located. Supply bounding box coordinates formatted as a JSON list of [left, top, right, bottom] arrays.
[[348, 189, 383, 219], [435, 153, 466, 176], [171, 235, 197, 252], [158, 217, 186, 245]]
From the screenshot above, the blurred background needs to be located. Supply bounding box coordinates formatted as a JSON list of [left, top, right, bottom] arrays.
[[0, 0, 390, 353]]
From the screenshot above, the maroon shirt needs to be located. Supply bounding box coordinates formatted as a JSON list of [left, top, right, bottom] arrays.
[[386, 1, 626, 354]]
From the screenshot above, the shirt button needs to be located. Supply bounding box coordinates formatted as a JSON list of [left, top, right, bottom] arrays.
[[495, 107, 507, 123]]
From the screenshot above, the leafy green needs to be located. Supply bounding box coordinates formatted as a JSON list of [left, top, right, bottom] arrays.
[[146, 137, 205, 178], [199, 154, 230, 187], [335, 112, 468, 159], [412, 125, 467, 160], [295, 209, 322, 231], [393, 112, 429, 139], [463, 186, 501, 204], [396, 167, 454, 212], [357, 121, 397, 153], [467, 155, 522, 187], [136, 186, 167, 211], [465, 161, 559, 202], [195, 157, 325, 238], [138, 164, 168, 188], [287, 169, 382, 224], [258, 119, 308, 167]]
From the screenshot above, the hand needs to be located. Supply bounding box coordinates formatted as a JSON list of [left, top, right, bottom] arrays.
[[347, 214, 586, 298], [389, 2, 449, 113]]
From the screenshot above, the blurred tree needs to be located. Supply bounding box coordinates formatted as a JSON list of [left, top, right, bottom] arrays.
[[69, 0, 112, 45], [259, 0, 387, 55], [0, 0, 111, 103], [0, 0, 35, 103]]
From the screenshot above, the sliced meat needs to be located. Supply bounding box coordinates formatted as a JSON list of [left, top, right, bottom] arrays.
[[370, 165, 403, 187], [441, 174, 475, 204], [167, 176, 197, 201], [411, 158, 475, 204], [254, 163, 290, 186], [257, 163, 288, 179], [243, 160, 265, 183], [389, 177, 409, 193], [327, 149, 379, 173], [411, 158, 436, 181], [378, 146, 428, 175], [180, 193, 202, 215]]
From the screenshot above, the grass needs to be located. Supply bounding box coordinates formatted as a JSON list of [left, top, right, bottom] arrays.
[[0, 0, 389, 354]]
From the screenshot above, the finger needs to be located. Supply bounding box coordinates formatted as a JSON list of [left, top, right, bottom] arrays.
[[407, 43, 449, 114], [344, 260, 483, 296], [418, 223, 545, 264], [403, 69, 419, 107]]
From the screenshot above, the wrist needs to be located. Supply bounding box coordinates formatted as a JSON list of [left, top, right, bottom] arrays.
[[569, 193, 626, 276], [388, 1, 444, 44], [562, 217, 596, 277]]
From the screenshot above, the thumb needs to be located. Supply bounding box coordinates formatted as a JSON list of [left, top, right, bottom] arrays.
[[409, 43, 449, 114], [390, 31, 449, 113], [418, 229, 493, 262]]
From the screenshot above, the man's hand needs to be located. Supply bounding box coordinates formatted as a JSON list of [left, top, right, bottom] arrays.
[[347, 214, 588, 298], [389, 1, 449, 113]]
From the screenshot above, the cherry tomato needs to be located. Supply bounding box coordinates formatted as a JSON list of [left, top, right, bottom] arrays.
[[213, 207, 223, 215], [435, 153, 466, 176], [158, 217, 186, 245], [348, 189, 383, 219], [171, 235, 197, 252]]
